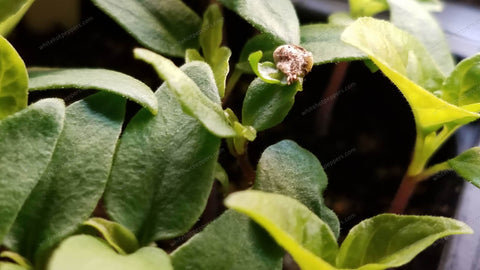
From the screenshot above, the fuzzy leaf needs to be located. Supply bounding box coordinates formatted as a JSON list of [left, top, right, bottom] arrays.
[[225, 190, 338, 268], [5, 92, 125, 262], [242, 79, 299, 131], [447, 147, 480, 188], [341, 18, 479, 133], [441, 53, 480, 108], [47, 235, 172, 270], [28, 68, 158, 114], [134, 48, 255, 139], [83, 218, 139, 255], [218, 0, 300, 44], [199, 5, 231, 97], [336, 214, 473, 269], [0, 35, 28, 120], [171, 210, 283, 270], [0, 0, 35, 35], [300, 24, 365, 65], [0, 99, 65, 244], [105, 62, 221, 245], [254, 140, 340, 237], [91, 0, 201, 57]]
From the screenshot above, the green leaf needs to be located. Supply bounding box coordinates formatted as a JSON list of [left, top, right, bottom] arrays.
[[238, 34, 281, 73], [0, 263, 28, 270], [254, 140, 340, 238], [47, 235, 173, 270], [209, 47, 231, 98], [341, 18, 479, 133], [348, 0, 441, 18], [28, 68, 158, 115], [4, 92, 125, 262], [387, 0, 454, 75], [441, 53, 480, 108], [0, 99, 65, 243], [171, 210, 283, 270], [300, 24, 365, 65], [336, 214, 473, 269], [0, 0, 35, 35], [83, 218, 140, 255], [91, 0, 201, 57], [214, 162, 230, 195], [446, 147, 480, 188], [200, 4, 223, 61], [134, 48, 255, 140], [248, 51, 287, 85], [105, 62, 221, 245], [0, 252, 31, 269], [225, 190, 338, 268], [0, 35, 28, 120], [348, 0, 389, 17], [185, 49, 204, 63], [242, 79, 298, 131], [199, 5, 231, 98], [218, 0, 300, 44]]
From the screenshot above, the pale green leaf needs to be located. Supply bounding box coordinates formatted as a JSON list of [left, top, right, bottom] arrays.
[[0, 0, 35, 36], [248, 51, 287, 85], [83, 218, 139, 255], [171, 210, 283, 270], [0, 99, 65, 243], [341, 18, 479, 133], [300, 24, 365, 65], [199, 5, 231, 97], [218, 0, 300, 44], [209, 46, 231, 98], [28, 68, 158, 114], [447, 147, 480, 188], [254, 140, 340, 238], [336, 214, 473, 269], [199, 4, 223, 61], [185, 49, 204, 63], [5, 92, 125, 262], [387, 0, 454, 75], [105, 62, 221, 245], [225, 190, 338, 268], [134, 48, 255, 139], [242, 79, 299, 131], [91, 0, 201, 57], [441, 53, 480, 108], [47, 235, 172, 270], [0, 35, 28, 120], [0, 263, 28, 270]]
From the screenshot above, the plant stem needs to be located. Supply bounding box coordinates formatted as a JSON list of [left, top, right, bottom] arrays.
[[316, 62, 350, 136], [389, 174, 418, 214], [223, 67, 243, 106], [236, 151, 255, 188]]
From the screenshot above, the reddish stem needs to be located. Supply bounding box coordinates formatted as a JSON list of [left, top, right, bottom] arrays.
[[389, 175, 418, 214], [236, 152, 256, 188], [316, 62, 350, 136]]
